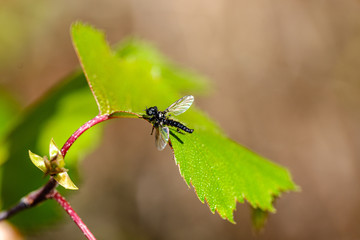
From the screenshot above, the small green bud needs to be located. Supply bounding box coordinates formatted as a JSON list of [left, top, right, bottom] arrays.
[[28, 138, 78, 190]]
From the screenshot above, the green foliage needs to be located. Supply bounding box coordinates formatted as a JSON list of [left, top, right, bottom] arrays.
[[170, 111, 296, 221], [0, 73, 101, 231], [252, 208, 269, 232], [0, 88, 19, 140], [28, 150, 47, 173], [72, 22, 298, 222], [71, 23, 207, 116], [0, 21, 298, 233], [0, 88, 19, 208], [29, 139, 78, 190]]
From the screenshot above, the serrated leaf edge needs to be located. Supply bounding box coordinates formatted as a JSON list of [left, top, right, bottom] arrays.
[[170, 145, 298, 224]]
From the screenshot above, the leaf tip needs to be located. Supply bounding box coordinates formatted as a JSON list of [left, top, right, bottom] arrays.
[[251, 208, 269, 232], [28, 150, 47, 173], [49, 138, 61, 158], [71, 21, 100, 42], [71, 21, 86, 32], [54, 172, 78, 190]]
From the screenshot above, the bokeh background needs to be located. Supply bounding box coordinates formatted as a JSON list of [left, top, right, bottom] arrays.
[[1, 0, 360, 239]]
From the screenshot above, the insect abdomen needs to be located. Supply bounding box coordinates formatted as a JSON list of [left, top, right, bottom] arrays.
[[165, 119, 194, 133]]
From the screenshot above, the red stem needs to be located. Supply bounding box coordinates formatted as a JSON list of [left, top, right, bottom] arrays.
[[61, 114, 110, 157], [1, 114, 113, 237], [58, 114, 110, 239], [52, 191, 96, 240]]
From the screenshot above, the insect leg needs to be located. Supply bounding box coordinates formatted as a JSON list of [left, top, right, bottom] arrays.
[[176, 128, 185, 134], [151, 126, 155, 135]]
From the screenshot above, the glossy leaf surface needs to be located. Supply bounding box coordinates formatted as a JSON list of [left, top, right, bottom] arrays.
[[72, 22, 298, 222]]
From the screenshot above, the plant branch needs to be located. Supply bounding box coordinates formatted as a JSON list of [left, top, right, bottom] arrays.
[[0, 178, 57, 221], [0, 114, 111, 239], [61, 114, 110, 157], [51, 191, 96, 240]]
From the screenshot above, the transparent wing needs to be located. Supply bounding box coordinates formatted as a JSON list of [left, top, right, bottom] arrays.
[[165, 95, 194, 116], [155, 126, 169, 151]]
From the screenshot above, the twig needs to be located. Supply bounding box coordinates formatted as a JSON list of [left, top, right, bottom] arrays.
[[0, 114, 112, 238], [61, 114, 110, 157], [0, 178, 57, 221], [51, 191, 96, 240]]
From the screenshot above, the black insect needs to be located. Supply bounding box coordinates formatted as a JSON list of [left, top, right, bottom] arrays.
[[144, 95, 194, 150]]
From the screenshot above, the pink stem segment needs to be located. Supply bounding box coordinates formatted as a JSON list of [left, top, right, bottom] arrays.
[[61, 114, 110, 157], [52, 191, 96, 240]]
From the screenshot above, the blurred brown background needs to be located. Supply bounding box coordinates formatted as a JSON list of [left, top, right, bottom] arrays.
[[2, 0, 360, 239]]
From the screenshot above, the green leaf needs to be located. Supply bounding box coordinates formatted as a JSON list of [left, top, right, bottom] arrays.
[[28, 150, 46, 173], [0, 87, 20, 210], [49, 139, 62, 162], [169, 110, 297, 221], [54, 172, 78, 190], [71, 22, 207, 115], [71, 22, 298, 222], [0, 87, 19, 140], [251, 208, 269, 232]]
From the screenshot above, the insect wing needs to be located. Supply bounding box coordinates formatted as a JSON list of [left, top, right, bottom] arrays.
[[155, 127, 170, 151], [165, 95, 194, 116]]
